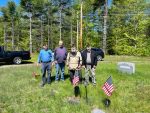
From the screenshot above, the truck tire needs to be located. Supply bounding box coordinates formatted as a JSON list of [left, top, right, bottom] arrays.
[[13, 57, 22, 64], [97, 55, 102, 61]]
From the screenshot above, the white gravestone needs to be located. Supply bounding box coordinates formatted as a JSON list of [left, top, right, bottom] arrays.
[[117, 62, 135, 74], [91, 108, 105, 113]]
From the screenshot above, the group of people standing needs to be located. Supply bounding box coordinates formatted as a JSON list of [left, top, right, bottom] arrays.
[[37, 40, 98, 87]]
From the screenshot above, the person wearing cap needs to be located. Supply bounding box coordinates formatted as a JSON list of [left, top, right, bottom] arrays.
[[37, 44, 53, 87], [66, 45, 82, 84], [81, 44, 97, 85], [54, 40, 67, 82]]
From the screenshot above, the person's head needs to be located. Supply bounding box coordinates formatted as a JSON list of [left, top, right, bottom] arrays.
[[43, 44, 48, 50], [59, 40, 63, 48], [71, 44, 77, 54], [86, 43, 91, 52]]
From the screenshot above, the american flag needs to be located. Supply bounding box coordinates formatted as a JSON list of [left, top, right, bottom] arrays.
[[102, 76, 114, 96], [73, 76, 79, 86]]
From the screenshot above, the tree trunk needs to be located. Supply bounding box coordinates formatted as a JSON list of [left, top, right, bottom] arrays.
[[70, 22, 73, 45], [29, 16, 32, 54], [48, 7, 50, 48], [103, 0, 108, 54], [40, 17, 43, 48], [3, 22, 7, 50], [80, 1, 83, 49], [11, 17, 15, 50], [59, 9, 62, 41], [51, 20, 53, 49], [48, 19, 50, 48], [77, 12, 79, 50], [17, 19, 20, 50]]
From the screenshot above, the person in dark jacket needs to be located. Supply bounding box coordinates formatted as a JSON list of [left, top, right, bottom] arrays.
[[54, 40, 67, 82], [82, 44, 97, 85]]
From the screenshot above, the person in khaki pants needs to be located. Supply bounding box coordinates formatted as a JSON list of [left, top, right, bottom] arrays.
[[81, 44, 97, 85], [66, 45, 82, 84]]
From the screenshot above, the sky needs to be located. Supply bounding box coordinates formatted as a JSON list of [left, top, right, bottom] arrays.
[[0, 0, 20, 6], [0, 0, 113, 7], [108, 0, 112, 7]]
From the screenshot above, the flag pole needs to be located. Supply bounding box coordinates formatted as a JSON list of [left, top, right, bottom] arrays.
[[103, 98, 111, 107], [102, 76, 113, 107], [84, 80, 88, 103]]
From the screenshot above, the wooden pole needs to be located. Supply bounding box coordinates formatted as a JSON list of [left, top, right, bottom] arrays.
[[71, 22, 73, 45], [48, 6, 50, 48], [29, 16, 32, 54], [80, 1, 83, 49], [40, 16, 43, 48], [103, 0, 108, 54], [77, 12, 79, 50], [3, 22, 6, 50], [59, 8, 62, 41]]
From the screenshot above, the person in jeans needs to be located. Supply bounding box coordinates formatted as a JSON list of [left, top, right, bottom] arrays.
[[54, 40, 67, 82], [37, 44, 53, 87], [66, 45, 82, 84], [81, 44, 97, 85]]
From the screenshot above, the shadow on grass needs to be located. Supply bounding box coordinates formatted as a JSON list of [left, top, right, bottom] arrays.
[[0, 61, 34, 66], [49, 74, 70, 83]]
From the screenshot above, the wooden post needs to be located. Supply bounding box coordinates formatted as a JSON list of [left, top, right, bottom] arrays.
[[80, 1, 83, 49], [40, 16, 43, 48], [3, 22, 6, 50], [71, 22, 73, 45], [77, 12, 79, 50], [103, 0, 108, 54], [29, 15, 32, 54], [48, 6, 50, 48], [59, 8, 62, 41]]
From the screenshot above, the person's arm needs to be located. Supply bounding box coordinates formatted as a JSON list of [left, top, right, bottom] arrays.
[[48, 50, 53, 61], [66, 53, 70, 66], [93, 51, 97, 67], [81, 51, 86, 68], [78, 52, 82, 68], [37, 50, 42, 66], [37, 50, 42, 63], [54, 48, 57, 60], [51, 52, 54, 62], [53, 48, 58, 64], [64, 47, 68, 60]]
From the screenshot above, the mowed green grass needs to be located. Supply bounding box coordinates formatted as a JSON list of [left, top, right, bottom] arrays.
[[0, 56, 150, 113]]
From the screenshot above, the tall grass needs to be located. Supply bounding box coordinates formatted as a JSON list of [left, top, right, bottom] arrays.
[[0, 56, 150, 113]]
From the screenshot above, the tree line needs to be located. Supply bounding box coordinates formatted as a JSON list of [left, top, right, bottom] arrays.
[[0, 0, 150, 56]]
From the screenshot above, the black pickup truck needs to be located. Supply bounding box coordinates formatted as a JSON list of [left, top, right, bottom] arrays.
[[0, 46, 31, 64]]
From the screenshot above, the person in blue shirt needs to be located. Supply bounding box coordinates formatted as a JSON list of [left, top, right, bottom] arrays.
[[37, 44, 53, 87]]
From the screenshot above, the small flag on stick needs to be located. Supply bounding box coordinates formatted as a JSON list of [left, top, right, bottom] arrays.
[[73, 76, 79, 86], [102, 76, 114, 96]]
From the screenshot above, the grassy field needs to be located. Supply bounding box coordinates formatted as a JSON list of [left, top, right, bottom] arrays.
[[0, 56, 150, 113]]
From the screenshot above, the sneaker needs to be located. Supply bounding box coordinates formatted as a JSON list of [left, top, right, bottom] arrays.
[[55, 80, 58, 83], [40, 83, 45, 87], [92, 81, 96, 86], [61, 79, 64, 82], [93, 83, 96, 86], [47, 82, 51, 84], [84, 81, 89, 86]]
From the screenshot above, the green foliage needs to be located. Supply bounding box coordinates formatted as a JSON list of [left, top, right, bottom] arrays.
[[0, 7, 9, 21], [20, 0, 32, 9], [107, 0, 150, 56], [7, 1, 16, 16], [0, 0, 149, 56]]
